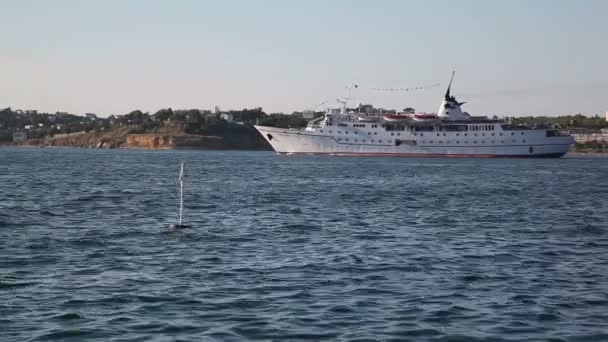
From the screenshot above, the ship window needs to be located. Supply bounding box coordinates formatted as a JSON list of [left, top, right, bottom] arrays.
[[491, 133, 494, 136], [474, 134, 477, 136], [414, 133, 417, 136], [345, 138, 349, 141], [456, 141, 460, 144], [439, 141, 443, 144], [420, 133, 424, 136], [338, 131, 341, 134], [501, 140, 504, 143], [437, 133, 441, 137], [456, 133, 459, 136], [320, 130, 323, 132], [492, 141, 495, 143], [354, 139, 358, 142], [337, 138, 341, 141], [368, 132, 371, 135], [482, 133, 485, 136], [499, 133, 503, 136], [345, 131, 348, 134], [430, 140, 433, 143], [474, 141, 477, 144], [464, 133, 468, 136], [374, 132, 377, 135], [397, 133, 401, 136], [529, 146, 534, 153], [521, 132, 524, 135], [371, 140, 374, 142], [523, 140, 526, 143], [512, 140, 516, 143], [511, 132, 515, 135], [391, 133, 394, 136], [379, 140, 382, 143], [443, 133, 447, 136]]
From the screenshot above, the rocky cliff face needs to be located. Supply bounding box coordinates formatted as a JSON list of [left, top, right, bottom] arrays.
[[35, 129, 238, 150], [124, 134, 230, 149], [18, 125, 271, 150]]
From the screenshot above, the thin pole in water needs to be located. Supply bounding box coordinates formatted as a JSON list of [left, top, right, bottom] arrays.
[[170, 161, 191, 229], [178, 161, 184, 225]]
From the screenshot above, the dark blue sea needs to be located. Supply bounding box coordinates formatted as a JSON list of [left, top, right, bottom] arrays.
[[1, 147, 608, 342]]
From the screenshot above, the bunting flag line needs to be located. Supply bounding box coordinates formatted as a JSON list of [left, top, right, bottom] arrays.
[[371, 83, 441, 92]]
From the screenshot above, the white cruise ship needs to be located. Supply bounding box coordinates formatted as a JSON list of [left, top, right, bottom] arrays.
[[255, 75, 573, 158]]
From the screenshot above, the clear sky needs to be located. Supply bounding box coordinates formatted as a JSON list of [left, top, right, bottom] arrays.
[[1, 0, 606, 117]]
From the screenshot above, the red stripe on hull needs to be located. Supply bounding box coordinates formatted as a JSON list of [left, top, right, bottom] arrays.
[[278, 152, 566, 158]]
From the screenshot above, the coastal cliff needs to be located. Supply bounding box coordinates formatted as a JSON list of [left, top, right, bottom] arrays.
[[25, 128, 268, 150]]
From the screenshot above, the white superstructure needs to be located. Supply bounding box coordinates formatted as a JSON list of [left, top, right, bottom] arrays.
[[255, 75, 573, 158]]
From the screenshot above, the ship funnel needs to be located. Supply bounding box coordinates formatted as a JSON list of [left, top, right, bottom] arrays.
[[437, 71, 468, 121]]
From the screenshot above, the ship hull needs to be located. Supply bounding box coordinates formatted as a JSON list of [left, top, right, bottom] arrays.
[[255, 125, 572, 158]]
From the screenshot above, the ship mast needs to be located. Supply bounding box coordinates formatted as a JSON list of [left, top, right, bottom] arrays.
[[445, 70, 456, 100]]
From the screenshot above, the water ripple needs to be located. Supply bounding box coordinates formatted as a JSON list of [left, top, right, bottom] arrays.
[[1, 148, 608, 341]]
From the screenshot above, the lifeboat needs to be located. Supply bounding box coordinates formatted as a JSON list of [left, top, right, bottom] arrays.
[[382, 114, 410, 122], [357, 115, 380, 123], [412, 113, 439, 122]]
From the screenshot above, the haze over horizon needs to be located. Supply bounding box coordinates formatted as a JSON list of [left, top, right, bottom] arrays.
[[1, 0, 606, 117]]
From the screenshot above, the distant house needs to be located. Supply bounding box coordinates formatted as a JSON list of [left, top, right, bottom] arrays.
[[220, 113, 234, 123], [85, 113, 97, 120], [13, 132, 27, 143], [24, 125, 34, 130]]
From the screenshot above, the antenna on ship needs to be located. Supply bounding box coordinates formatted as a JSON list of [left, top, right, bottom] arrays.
[[170, 161, 191, 229]]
